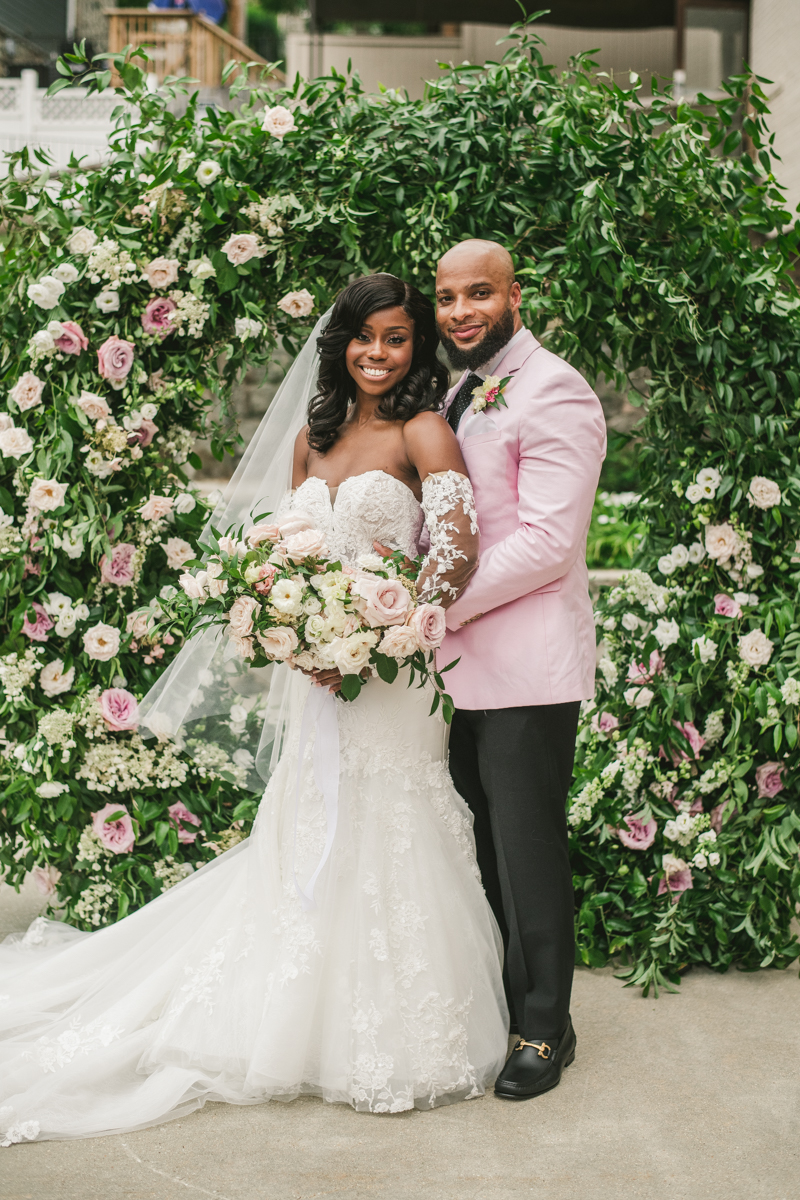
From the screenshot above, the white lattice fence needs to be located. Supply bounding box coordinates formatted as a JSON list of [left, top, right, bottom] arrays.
[[0, 71, 124, 174]]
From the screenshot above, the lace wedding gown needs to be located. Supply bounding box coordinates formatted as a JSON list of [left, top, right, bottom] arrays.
[[0, 470, 508, 1145]]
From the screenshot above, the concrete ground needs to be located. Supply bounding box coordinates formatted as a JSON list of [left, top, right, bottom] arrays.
[[1, 879, 798, 1200]]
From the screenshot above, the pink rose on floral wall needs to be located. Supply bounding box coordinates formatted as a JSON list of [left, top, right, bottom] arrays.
[[54, 321, 88, 356], [127, 418, 158, 448], [626, 651, 665, 684], [99, 687, 140, 731], [617, 815, 657, 850], [591, 711, 619, 734], [97, 335, 135, 385], [657, 855, 693, 896], [99, 542, 137, 586], [10, 371, 45, 411], [92, 803, 136, 854], [710, 802, 738, 833], [31, 863, 61, 896], [143, 256, 179, 289], [755, 762, 785, 799], [167, 801, 202, 844], [671, 721, 705, 762], [141, 297, 177, 339], [22, 601, 53, 642], [714, 593, 742, 619]]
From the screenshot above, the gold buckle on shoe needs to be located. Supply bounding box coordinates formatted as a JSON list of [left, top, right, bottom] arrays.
[[516, 1039, 551, 1059]]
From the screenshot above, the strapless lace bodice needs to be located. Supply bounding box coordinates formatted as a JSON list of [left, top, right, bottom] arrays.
[[288, 470, 425, 565]]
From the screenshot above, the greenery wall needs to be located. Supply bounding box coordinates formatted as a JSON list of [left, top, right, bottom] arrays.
[[2, 23, 799, 990]]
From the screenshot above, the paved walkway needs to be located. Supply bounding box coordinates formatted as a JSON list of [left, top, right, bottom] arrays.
[[1, 879, 798, 1200]]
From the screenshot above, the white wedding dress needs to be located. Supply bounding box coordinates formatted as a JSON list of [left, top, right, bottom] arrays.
[[0, 470, 508, 1145]]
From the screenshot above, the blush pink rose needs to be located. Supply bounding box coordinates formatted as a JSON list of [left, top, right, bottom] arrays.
[[97, 335, 135, 384], [141, 297, 177, 339], [617, 815, 657, 850], [591, 711, 619, 734], [167, 801, 201, 844], [127, 418, 158, 448], [22, 600, 53, 642], [54, 320, 88, 355], [221, 233, 265, 265], [672, 721, 705, 762], [143, 256, 179, 289], [228, 594, 260, 639], [245, 522, 281, 548], [11, 371, 45, 410], [353, 576, 413, 627], [714, 593, 742, 619], [253, 565, 277, 595], [99, 542, 136, 586], [407, 603, 447, 649], [277, 513, 313, 538], [256, 627, 299, 660], [626, 651, 665, 685], [280, 528, 328, 562], [92, 803, 135, 854], [755, 762, 785, 799], [140, 494, 174, 521], [99, 687, 140, 731], [31, 863, 61, 897], [657, 857, 693, 896]]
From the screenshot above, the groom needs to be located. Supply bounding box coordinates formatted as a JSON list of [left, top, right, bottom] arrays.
[[435, 240, 605, 1099]]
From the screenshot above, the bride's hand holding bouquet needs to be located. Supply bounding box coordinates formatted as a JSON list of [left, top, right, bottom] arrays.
[[163, 512, 457, 720]]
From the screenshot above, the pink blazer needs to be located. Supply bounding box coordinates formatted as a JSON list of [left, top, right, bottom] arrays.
[[440, 329, 606, 710]]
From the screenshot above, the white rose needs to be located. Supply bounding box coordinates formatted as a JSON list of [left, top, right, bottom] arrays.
[[73, 603, 89, 621], [27, 276, 65, 310], [670, 544, 690, 568], [599, 656, 618, 686], [205, 560, 228, 598], [62, 530, 84, 559], [10, 371, 45, 411], [692, 635, 718, 664], [0, 426, 33, 459], [746, 563, 764, 579], [685, 483, 705, 504], [262, 105, 296, 138], [83, 622, 121, 661], [163, 537, 194, 570], [621, 613, 639, 632], [234, 317, 263, 339], [95, 290, 120, 313], [39, 659, 75, 697], [269, 578, 303, 616], [747, 476, 781, 509], [378, 626, 419, 659], [281, 528, 328, 563], [67, 227, 97, 255], [174, 492, 197, 515], [277, 289, 314, 318], [43, 591, 72, 617], [623, 686, 654, 709], [738, 628, 773, 668], [188, 255, 216, 280], [705, 523, 742, 563], [602, 616, 617, 632], [140, 402, 158, 421], [0, 414, 11, 432], [196, 160, 222, 186], [179, 571, 207, 600], [331, 631, 378, 675], [55, 611, 78, 637], [653, 618, 680, 649], [76, 390, 111, 421], [697, 467, 721, 490], [28, 477, 68, 512], [52, 263, 80, 284], [30, 329, 56, 355], [687, 542, 705, 564], [657, 554, 676, 576]]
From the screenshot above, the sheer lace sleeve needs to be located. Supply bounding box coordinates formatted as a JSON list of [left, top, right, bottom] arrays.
[[416, 471, 479, 607]]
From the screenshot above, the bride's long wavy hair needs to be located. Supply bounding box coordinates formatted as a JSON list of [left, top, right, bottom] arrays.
[[306, 274, 450, 454]]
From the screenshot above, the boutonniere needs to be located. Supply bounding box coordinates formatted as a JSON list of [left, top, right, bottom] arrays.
[[471, 375, 511, 414]]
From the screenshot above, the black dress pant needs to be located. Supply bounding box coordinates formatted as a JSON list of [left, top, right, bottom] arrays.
[[448, 702, 580, 1039]]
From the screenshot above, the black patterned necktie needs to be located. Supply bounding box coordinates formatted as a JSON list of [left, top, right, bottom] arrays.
[[447, 372, 483, 433]]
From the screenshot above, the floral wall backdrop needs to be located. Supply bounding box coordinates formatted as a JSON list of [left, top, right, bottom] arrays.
[[1, 29, 799, 991]]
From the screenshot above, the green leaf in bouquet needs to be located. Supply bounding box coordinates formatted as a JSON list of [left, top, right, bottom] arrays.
[[340, 673, 363, 702], [374, 653, 399, 684]]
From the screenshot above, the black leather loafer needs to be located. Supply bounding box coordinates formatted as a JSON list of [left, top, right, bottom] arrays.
[[494, 1017, 576, 1100]]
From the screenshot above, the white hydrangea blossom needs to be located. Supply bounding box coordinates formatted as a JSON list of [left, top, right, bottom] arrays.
[[780, 678, 800, 706], [664, 810, 710, 846], [153, 857, 195, 890], [0, 647, 43, 699], [76, 736, 189, 793]]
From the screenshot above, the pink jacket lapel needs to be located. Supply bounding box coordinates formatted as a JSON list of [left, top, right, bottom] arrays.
[[441, 329, 541, 421]]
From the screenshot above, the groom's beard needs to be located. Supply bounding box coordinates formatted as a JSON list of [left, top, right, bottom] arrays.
[[439, 305, 516, 371]]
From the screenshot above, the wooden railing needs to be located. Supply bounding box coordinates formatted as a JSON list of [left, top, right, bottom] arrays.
[[106, 9, 283, 89]]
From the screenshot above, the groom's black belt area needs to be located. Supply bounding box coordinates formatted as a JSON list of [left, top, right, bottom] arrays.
[[448, 701, 581, 1040], [447, 372, 483, 434]]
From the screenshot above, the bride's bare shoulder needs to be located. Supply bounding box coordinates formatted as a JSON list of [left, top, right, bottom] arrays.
[[403, 411, 467, 477], [291, 424, 311, 486]]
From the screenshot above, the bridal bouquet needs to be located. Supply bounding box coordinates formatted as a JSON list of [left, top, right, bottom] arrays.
[[167, 514, 457, 718]]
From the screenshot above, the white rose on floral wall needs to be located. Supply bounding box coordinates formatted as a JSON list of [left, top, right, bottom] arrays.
[[704, 522, 742, 562], [195, 160, 221, 187], [174, 492, 197, 515], [653, 618, 680, 648], [95, 290, 120, 313], [235, 317, 262, 339], [52, 263, 80, 284], [39, 659, 75, 697], [221, 234, 265, 265], [67, 227, 97, 255], [163, 537, 194, 569], [0, 426, 33, 459], [28, 477, 68, 511], [10, 372, 44, 411], [83, 623, 121, 661], [140, 494, 174, 521], [262, 105, 296, 138], [27, 275, 65, 310], [143, 257, 180, 289], [738, 628, 773, 667], [623, 686, 654, 708], [278, 289, 314, 318], [76, 391, 111, 421], [747, 476, 782, 509]]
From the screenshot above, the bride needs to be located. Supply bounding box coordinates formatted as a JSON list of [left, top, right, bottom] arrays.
[[0, 274, 508, 1145]]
